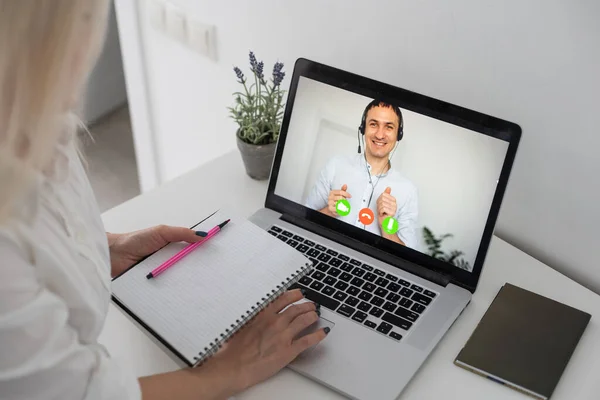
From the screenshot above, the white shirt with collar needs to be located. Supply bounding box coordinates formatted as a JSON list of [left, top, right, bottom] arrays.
[[305, 154, 420, 250], [0, 139, 141, 400]]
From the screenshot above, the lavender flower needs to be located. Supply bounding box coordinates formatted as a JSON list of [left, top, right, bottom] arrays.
[[249, 51, 258, 72], [233, 66, 245, 84], [272, 62, 285, 87], [256, 61, 265, 84]]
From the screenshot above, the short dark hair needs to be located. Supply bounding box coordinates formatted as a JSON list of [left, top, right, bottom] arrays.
[[363, 99, 403, 127]]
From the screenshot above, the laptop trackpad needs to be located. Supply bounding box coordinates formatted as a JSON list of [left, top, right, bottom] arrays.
[[294, 316, 335, 353]]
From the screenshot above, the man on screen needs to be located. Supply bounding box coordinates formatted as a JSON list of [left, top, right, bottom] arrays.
[[305, 99, 419, 249]]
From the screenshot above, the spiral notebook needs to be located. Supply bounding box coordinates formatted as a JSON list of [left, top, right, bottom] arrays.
[[111, 209, 313, 366]]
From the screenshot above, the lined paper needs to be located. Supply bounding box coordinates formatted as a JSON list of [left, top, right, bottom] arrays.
[[111, 209, 311, 364]]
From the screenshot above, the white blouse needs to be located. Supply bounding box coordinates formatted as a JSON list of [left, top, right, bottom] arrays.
[[0, 139, 141, 399]]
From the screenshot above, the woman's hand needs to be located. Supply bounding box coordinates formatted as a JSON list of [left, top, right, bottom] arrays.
[[107, 225, 203, 278], [205, 288, 329, 395]]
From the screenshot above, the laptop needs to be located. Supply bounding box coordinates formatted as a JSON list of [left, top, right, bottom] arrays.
[[247, 58, 521, 400]]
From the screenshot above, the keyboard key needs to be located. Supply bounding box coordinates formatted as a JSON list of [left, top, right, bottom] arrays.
[[315, 244, 326, 251], [389, 332, 403, 341], [277, 235, 288, 242], [297, 244, 310, 253], [333, 291, 348, 301], [357, 301, 372, 312], [337, 304, 355, 318], [386, 274, 398, 282], [293, 235, 304, 242], [340, 272, 352, 282], [383, 301, 396, 312], [340, 262, 354, 272], [364, 272, 377, 282], [374, 269, 385, 276], [358, 291, 372, 301], [411, 284, 424, 293], [334, 281, 349, 291], [399, 297, 413, 309], [310, 281, 324, 291], [309, 258, 318, 266], [326, 249, 339, 256], [369, 307, 384, 318], [324, 276, 337, 286], [282, 230, 293, 237], [271, 226, 282, 233], [412, 293, 432, 306], [322, 286, 336, 297], [317, 253, 331, 262], [376, 277, 390, 287], [268, 230, 278, 236], [304, 240, 316, 247], [364, 320, 377, 329], [395, 306, 419, 322], [311, 271, 325, 281], [382, 312, 413, 330], [316, 263, 329, 273], [350, 259, 362, 266], [345, 296, 359, 307], [307, 248, 321, 258], [352, 311, 368, 323], [388, 282, 401, 292], [424, 290, 437, 298], [350, 277, 365, 287], [386, 293, 401, 303], [338, 254, 350, 261], [328, 267, 341, 277], [295, 285, 340, 311], [374, 287, 389, 298], [377, 322, 393, 335], [411, 303, 426, 314], [399, 279, 410, 287], [299, 276, 313, 286], [361, 264, 373, 271], [328, 258, 343, 267], [347, 286, 360, 296], [363, 282, 376, 292], [370, 296, 385, 307], [400, 288, 414, 297], [287, 240, 299, 248], [351, 267, 366, 277]]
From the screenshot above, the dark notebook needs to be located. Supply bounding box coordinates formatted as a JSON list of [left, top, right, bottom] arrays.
[[455, 283, 591, 400]]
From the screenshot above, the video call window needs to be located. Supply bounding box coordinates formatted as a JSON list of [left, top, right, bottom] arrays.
[[275, 77, 510, 272]]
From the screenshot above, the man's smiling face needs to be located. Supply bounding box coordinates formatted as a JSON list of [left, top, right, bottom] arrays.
[[364, 105, 399, 160]]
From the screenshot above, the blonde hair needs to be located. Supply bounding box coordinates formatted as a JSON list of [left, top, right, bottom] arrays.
[[0, 0, 110, 223]]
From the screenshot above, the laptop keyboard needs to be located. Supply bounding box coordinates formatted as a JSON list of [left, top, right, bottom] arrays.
[[269, 225, 438, 342]]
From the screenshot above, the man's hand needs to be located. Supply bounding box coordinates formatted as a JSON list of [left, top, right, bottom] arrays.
[[377, 187, 397, 222], [320, 184, 351, 217], [376, 188, 405, 245], [107, 225, 203, 278]]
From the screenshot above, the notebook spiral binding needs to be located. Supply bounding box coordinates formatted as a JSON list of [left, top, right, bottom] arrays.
[[192, 260, 314, 366]]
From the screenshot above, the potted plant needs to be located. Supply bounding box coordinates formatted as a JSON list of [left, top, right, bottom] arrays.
[[228, 51, 286, 180]]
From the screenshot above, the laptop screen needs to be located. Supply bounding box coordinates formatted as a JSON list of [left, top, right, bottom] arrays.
[[274, 76, 510, 273]]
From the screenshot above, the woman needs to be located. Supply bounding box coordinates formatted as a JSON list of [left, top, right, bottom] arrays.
[[0, 2, 327, 399]]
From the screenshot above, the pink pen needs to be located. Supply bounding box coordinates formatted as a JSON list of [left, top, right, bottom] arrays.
[[146, 219, 230, 279]]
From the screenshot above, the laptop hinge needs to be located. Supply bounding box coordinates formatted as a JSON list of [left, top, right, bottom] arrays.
[[280, 213, 451, 288]]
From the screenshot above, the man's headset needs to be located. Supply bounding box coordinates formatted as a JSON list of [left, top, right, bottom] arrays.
[[357, 99, 404, 154]]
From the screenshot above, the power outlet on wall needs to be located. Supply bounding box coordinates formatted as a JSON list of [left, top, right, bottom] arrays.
[[149, 0, 217, 62]]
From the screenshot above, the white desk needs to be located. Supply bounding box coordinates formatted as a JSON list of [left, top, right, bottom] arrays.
[[99, 151, 600, 399]]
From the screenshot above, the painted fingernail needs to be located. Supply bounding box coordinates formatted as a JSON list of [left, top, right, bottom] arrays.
[[195, 231, 208, 237], [315, 303, 321, 311], [324, 327, 331, 334], [300, 288, 307, 296], [316, 309, 321, 317]]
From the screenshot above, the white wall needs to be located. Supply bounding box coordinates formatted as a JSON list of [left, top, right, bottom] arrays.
[[116, 0, 600, 292], [275, 77, 508, 268]]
